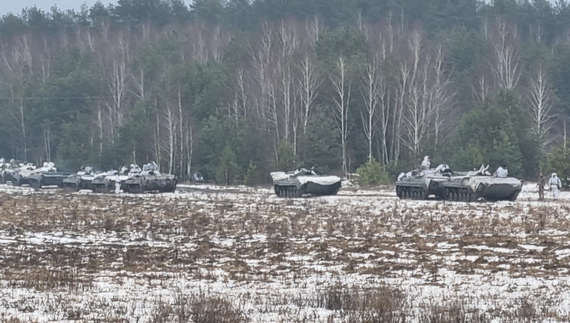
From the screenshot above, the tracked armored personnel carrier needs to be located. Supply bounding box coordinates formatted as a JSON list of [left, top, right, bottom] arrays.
[[440, 165, 522, 201], [270, 167, 342, 197], [28, 162, 71, 189], [396, 165, 522, 202], [90, 166, 130, 193], [5, 163, 37, 186], [122, 163, 177, 193], [395, 167, 452, 199], [0, 159, 21, 184], [62, 166, 97, 191]]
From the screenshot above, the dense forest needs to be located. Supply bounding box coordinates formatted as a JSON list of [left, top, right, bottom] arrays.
[[1, 0, 570, 183]]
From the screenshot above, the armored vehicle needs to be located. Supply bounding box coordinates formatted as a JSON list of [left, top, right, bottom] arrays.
[[0, 159, 21, 184], [396, 165, 522, 202], [91, 166, 130, 193], [5, 163, 37, 186], [28, 163, 71, 189], [270, 167, 342, 197], [439, 165, 522, 201], [122, 163, 177, 193], [62, 166, 97, 191], [395, 167, 452, 200]]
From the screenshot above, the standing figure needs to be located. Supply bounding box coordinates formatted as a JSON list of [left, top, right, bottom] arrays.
[[549, 173, 562, 199], [420, 156, 430, 170], [115, 175, 122, 194], [537, 172, 547, 201]]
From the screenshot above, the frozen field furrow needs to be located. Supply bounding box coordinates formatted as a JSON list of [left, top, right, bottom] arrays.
[[0, 183, 568, 322]]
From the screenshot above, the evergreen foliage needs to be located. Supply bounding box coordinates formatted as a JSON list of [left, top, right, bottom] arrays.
[[356, 158, 389, 186], [0, 0, 569, 183]]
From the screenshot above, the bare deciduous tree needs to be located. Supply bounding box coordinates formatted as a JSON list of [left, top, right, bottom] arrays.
[[361, 56, 381, 162], [8, 86, 28, 160], [298, 55, 320, 135], [250, 23, 273, 124], [431, 45, 454, 148], [99, 27, 131, 144], [403, 29, 433, 156], [373, 61, 393, 165], [528, 64, 556, 150], [490, 18, 520, 91], [162, 104, 177, 174], [331, 56, 352, 177], [473, 74, 490, 103]]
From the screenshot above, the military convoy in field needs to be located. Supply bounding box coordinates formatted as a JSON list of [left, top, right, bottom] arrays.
[[0, 159, 178, 194], [396, 164, 522, 202], [0, 154, 524, 202]]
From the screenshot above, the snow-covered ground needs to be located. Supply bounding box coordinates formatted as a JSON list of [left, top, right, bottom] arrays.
[[0, 182, 568, 322]]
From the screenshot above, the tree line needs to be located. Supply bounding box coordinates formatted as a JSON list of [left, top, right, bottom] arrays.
[[1, 0, 570, 184]]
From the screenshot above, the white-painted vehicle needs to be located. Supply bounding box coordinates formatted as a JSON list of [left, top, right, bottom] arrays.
[[270, 167, 342, 198]]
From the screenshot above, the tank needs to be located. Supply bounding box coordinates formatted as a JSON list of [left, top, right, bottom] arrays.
[[28, 162, 71, 189], [122, 163, 177, 193], [62, 166, 97, 191], [396, 165, 522, 202], [270, 167, 342, 197]]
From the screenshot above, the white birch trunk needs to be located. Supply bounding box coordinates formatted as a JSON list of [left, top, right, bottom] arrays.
[[331, 56, 352, 177], [528, 64, 556, 151], [361, 57, 381, 162]]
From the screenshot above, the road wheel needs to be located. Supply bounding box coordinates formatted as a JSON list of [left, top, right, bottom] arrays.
[[396, 187, 403, 198]]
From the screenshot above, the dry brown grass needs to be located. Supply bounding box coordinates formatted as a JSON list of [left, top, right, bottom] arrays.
[[0, 188, 567, 321]]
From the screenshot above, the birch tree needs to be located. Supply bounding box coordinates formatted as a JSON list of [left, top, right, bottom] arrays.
[[99, 27, 131, 145], [403, 29, 433, 157], [361, 56, 381, 162], [331, 56, 352, 177], [490, 18, 520, 91], [473, 74, 490, 102], [431, 45, 453, 148], [377, 63, 393, 165], [393, 61, 409, 164], [528, 64, 556, 150], [298, 55, 320, 135], [250, 23, 273, 125], [161, 104, 177, 174], [276, 19, 299, 144]]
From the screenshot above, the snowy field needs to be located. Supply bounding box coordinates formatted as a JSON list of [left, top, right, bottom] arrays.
[[0, 183, 569, 322]]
